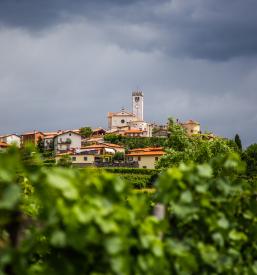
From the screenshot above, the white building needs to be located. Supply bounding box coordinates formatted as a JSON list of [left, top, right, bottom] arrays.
[[132, 91, 144, 121], [0, 134, 21, 147], [108, 109, 137, 129], [127, 120, 153, 137], [107, 91, 153, 137], [53, 131, 82, 153]]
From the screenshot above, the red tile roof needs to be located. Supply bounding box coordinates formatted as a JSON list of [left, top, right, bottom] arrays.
[[0, 142, 9, 147], [129, 147, 163, 152], [126, 151, 164, 157], [127, 147, 164, 157]]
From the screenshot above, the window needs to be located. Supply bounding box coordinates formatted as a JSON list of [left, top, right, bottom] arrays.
[[84, 157, 88, 161], [128, 156, 133, 161], [143, 166, 147, 169], [72, 157, 76, 161], [69, 133, 72, 136], [155, 157, 159, 161], [138, 156, 141, 161], [121, 119, 125, 123]]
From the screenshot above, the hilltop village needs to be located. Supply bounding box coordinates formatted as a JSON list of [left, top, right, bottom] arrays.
[[0, 91, 210, 169]]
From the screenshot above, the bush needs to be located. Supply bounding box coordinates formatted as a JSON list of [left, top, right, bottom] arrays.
[[104, 135, 166, 150], [103, 168, 160, 188], [0, 147, 167, 275], [155, 153, 257, 274], [1, 147, 257, 274]]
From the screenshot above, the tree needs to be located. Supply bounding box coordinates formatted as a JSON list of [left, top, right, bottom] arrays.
[[79, 127, 93, 138], [235, 134, 242, 151], [242, 143, 257, 177], [57, 154, 72, 167], [112, 152, 125, 162], [37, 136, 45, 153], [157, 118, 236, 168]]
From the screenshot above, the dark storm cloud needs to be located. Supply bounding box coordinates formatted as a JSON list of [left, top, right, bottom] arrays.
[[0, 0, 256, 146], [1, 0, 257, 60]]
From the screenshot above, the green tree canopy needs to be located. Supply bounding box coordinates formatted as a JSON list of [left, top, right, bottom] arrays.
[[157, 118, 236, 168], [242, 143, 257, 177], [235, 134, 242, 151], [79, 127, 93, 138]]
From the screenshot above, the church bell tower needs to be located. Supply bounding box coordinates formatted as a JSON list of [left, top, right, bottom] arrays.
[[132, 91, 144, 121]]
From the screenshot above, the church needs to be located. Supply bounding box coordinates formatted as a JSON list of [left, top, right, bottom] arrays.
[[107, 91, 153, 137]]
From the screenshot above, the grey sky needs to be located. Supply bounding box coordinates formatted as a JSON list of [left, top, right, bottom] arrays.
[[0, 0, 256, 146]]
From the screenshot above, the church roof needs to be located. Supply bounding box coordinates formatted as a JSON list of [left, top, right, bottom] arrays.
[[108, 110, 135, 117]]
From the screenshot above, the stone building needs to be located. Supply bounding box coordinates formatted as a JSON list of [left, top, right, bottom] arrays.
[[181, 120, 201, 136]]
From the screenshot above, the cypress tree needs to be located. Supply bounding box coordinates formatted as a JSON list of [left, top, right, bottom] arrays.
[[235, 134, 242, 151]]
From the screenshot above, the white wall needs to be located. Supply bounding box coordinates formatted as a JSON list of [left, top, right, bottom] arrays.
[[54, 132, 81, 152], [1, 135, 21, 147]]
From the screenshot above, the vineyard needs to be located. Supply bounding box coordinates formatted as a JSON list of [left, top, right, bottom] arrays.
[[1, 146, 257, 274]]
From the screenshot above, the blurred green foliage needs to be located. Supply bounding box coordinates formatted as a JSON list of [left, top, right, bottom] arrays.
[[1, 146, 257, 274], [0, 147, 166, 275], [103, 168, 159, 189], [242, 143, 257, 177]]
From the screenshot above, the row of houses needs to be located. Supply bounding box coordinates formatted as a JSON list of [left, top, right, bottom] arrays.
[[56, 145, 164, 169], [0, 129, 165, 169]]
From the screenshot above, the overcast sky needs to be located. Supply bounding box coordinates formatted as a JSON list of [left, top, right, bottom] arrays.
[[0, 0, 256, 146]]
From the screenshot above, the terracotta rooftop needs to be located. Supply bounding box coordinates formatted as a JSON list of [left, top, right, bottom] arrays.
[[124, 129, 145, 134], [108, 111, 135, 117], [0, 142, 9, 147], [127, 147, 164, 156], [53, 130, 82, 138], [128, 147, 163, 152], [0, 134, 20, 138], [21, 131, 44, 136], [81, 143, 124, 150], [126, 151, 164, 157]]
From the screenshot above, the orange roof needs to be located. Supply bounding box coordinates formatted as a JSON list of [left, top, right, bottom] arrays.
[[101, 143, 123, 148], [44, 135, 56, 139], [44, 131, 60, 135], [54, 130, 82, 138], [127, 147, 164, 157], [129, 147, 163, 152], [0, 134, 20, 138], [71, 129, 80, 133], [21, 131, 44, 136], [0, 141, 9, 147], [81, 144, 105, 149], [82, 143, 124, 150], [126, 151, 164, 157], [108, 111, 135, 117]]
